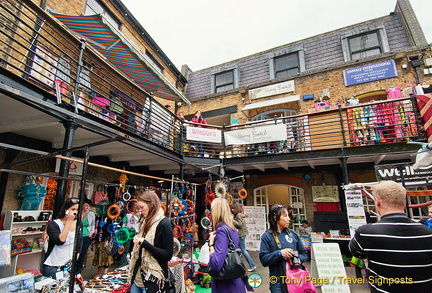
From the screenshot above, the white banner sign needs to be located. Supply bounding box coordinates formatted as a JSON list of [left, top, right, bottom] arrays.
[[248, 80, 295, 99], [224, 124, 287, 145], [186, 126, 222, 143]]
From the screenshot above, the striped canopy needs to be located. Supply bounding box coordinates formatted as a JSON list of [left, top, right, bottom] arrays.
[[52, 13, 189, 104]]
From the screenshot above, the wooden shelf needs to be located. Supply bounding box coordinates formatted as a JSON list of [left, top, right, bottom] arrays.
[[16, 249, 43, 256]]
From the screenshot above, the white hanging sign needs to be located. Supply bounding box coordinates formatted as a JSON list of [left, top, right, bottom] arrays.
[[186, 126, 222, 143], [224, 124, 287, 145]]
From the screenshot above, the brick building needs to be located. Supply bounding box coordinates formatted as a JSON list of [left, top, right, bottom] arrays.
[[179, 0, 432, 228]]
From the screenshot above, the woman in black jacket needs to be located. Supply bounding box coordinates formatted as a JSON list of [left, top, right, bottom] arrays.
[[128, 190, 173, 293]]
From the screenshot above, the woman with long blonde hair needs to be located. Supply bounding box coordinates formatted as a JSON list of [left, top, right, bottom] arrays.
[[208, 198, 250, 292], [128, 190, 173, 293]]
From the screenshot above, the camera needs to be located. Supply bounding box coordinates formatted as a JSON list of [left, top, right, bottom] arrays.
[[291, 251, 301, 269]]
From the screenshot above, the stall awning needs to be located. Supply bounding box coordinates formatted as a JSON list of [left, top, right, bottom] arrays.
[[51, 13, 190, 105], [241, 95, 300, 114]]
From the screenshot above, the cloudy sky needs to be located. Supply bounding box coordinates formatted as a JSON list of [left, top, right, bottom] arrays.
[[122, 0, 431, 71]]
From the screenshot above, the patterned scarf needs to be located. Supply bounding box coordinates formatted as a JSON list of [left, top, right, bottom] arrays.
[[128, 208, 165, 285]]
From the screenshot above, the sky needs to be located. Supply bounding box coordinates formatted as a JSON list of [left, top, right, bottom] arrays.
[[121, 0, 431, 72]]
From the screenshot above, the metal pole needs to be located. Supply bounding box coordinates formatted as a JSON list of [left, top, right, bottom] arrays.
[[397, 164, 411, 217], [53, 120, 79, 218], [68, 146, 90, 293], [73, 39, 87, 113]]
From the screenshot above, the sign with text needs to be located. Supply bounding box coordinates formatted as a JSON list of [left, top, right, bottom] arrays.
[[55, 157, 83, 175], [244, 206, 266, 251], [224, 124, 287, 145], [343, 60, 398, 86], [248, 80, 295, 99], [312, 185, 340, 202], [344, 189, 367, 237], [311, 243, 351, 293], [186, 126, 222, 143], [375, 163, 432, 183]]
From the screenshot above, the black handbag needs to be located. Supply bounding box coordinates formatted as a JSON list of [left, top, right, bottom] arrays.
[[164, 268, 176, 293], [208, 225, 246, 280]]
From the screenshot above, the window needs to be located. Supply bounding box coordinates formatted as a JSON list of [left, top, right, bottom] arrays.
[[215, 70, 234, 93], [85, 0, 120, 29], [251, 109, 297, 121], [273, 53, 300, 79], [341, 26, 390, 62], [145, 52, 163, 73], [348, 31, 382, 60], [211, 65, 240, 94]]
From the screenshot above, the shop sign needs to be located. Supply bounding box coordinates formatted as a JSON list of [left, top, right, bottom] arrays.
[[310, 243, 351, 293], [224, 124, 287, 145], [55, 157, 83, 175], [248, 80, 295, 100], [186, 126, 222, 143], [312, 185, 340, 202], [374, 163, 432, 183], [343, 60, 398, 86]]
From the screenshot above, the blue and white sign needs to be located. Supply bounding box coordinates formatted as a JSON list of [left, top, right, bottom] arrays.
[[343, 60, 398, 86]]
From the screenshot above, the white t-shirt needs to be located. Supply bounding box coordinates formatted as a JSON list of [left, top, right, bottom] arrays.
[[44, 219, 75, 267]]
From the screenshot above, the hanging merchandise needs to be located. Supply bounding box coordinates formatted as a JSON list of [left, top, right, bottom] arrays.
[[238, 188, 248, 199], [118, 172, 128, 195], [107, 203, 121, 220], [17, 175, 47, 210], [214, 181, 226, 198]]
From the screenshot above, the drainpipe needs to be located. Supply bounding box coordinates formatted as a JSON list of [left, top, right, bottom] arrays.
[[410, 59, 423, 84]]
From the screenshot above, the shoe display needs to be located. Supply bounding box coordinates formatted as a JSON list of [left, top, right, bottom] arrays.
[[248, 266, 257, 272]]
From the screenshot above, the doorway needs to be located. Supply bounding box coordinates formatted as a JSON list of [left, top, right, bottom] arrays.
[[254, 184, 306, 231]]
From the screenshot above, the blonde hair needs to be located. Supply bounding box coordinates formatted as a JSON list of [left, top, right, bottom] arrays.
[[211, 198, 235, 230], [372, 180, 406, 209], [136, 190, 162, 236]]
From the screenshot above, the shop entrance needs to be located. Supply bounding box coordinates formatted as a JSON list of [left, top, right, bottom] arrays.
[[253, 184, 306, 231]]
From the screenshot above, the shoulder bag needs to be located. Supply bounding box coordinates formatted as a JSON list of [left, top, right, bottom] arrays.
[[208, 225, 246, 280]]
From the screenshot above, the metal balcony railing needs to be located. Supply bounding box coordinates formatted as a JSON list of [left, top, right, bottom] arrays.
[[0, 0, 425, 162], [0, 0, 181, 152]]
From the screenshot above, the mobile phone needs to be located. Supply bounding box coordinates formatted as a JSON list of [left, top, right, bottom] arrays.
[[66, 210, 77, 217]]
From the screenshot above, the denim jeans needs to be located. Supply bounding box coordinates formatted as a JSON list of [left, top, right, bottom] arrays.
[[239, 236, 256, 268], [76, 236, 92, 273], [130, 283, 147, 293], [42, 265, 60, 280]]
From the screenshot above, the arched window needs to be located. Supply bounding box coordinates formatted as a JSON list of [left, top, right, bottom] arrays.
[[251, 109, 297, 121]]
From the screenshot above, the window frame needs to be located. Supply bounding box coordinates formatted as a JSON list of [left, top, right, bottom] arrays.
[[269, 46, 305, 80], [341, 25, 390, 62], [348, 31, 382, 60], [251, 109, 297, 121], [273, 52, 300, 79], [84, 0, 121, 29], [210, 65, 240, 94]]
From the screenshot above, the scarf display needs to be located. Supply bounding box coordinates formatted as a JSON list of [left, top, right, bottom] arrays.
[[128, 208, 165, 285]]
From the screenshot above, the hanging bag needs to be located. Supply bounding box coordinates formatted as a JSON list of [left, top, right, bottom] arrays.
[[285, 262, 317, 293], [207, 225, 246, 280]]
